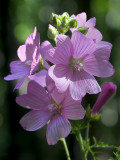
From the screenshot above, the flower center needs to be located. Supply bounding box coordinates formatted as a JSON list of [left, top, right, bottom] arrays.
[[48, 99, 62, 115], [70, 58, 83, 71]]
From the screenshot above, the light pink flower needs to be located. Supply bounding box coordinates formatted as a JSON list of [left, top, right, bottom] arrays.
[[92, 82, 117, 115], [71, 12, 102, 43], [4, 27, 47, 90], [16, 81, 85, 145], [41, 31, 114, 100]]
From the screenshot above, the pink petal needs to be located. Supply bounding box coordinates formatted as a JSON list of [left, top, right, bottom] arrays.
[[62, 93, 85, 120], [46, 115, 71, 145], [16, 81, 51, 109], [17, 45, 26, 62], [85, 17, 96, 28], [41, 36, 72, 65], [13, 76, 27, 91], [29, 69, 47, 87], [96, 41, 112, 60], [86, 28, 103, 43], [92, 82, 117, 115], [48, 65, 71, 93], [75, 12, 87, 27], [4, 61, 30, 80], [71, 31, 96, 59], [46, 75, 67, 105], [83, 50, 115, 77], [20, 110, 52, 131], [69, 70, 101, 100], [40, 41, 56, 64]]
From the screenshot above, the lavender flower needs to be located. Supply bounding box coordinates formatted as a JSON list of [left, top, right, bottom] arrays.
[[71, 12, 102, 43], [41, 31, 114, 100], [16, 80, 85, 145], [4, 27, 47, 90], [92, 82, 117, 115]]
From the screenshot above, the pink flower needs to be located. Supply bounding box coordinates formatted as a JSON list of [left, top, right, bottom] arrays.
[[71, 12, 102, 43], [4, 27, 47, 90], [16, 81, 85, 145], [41, 31, 114, 100], [92, 82, 117, 115]]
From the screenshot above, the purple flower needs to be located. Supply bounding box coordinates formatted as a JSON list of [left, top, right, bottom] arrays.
[[41, 31, 114, 100], [92, 82, 117, 115], [4, 27, 47, 90], [71, 12, 102, 43], [16, 80, 85, 145]]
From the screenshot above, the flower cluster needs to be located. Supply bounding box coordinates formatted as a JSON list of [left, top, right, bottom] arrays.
[[4, 12, 116, 145]]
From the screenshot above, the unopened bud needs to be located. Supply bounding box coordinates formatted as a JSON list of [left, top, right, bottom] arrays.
[[92, 82, 117, 116], [47, 24, 58, 40]]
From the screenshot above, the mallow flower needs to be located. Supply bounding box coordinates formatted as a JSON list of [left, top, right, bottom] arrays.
[[16, 80, 85, 145], [92, 82, 117, 115], [4, 27, 47, 90], [71, 12, 102, 43], [41, 31, 114, 100]]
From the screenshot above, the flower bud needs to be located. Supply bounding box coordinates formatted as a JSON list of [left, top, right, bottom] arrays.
[[47, 24, 58, 40], [92, 82, 117, 116]]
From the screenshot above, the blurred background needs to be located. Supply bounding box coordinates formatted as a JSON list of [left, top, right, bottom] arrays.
[[0, 0, 120, 159]]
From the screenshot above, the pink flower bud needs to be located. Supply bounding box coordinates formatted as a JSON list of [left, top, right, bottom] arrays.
[[92, 82, 117, 115]]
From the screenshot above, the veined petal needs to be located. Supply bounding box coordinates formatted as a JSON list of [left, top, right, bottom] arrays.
[[16, 81, 51, 109], [46, 115, 71, 145], [62, 92, 85, 120], [96, 41, 112, 60], [20, 110, 52, 131], [75, 12, 87, 27], [48, 65, 71, 93], [4, 61, 30, 80], [71, 31, 96, 59], [83, 51, 115, 77], [13, 76, 27, 91], [40, 40, 56, 64], [46, 75, 66, 105], [69, 70, 101, 100], [86, 17, 96, 28], [29, 69, 47, 87], [86, 28, 103, 43]]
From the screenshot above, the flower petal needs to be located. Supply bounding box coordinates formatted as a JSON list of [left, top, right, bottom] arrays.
[[20, 110, 52, 131], [62, 93, 85, 120], [69, 70, 101, 100], [46, 75, 66, 105], [86, 28, 103, 43], [83, 50, 115, 77], [71, 31, 96, 59], [4, 61, 30, 80], [16, 81, 51, 109], [13, 76, 27, 91], [46, 115, 71, 145], [75, 12, 87, 27], [86, 17, 96, 28], [29, 69, 47, 87], [48, 65, 72, 93]]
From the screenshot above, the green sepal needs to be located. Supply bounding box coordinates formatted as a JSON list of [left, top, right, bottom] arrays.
[[78, 26, 88, 35]]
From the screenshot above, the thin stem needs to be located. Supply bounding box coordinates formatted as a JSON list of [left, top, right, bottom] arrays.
[[77, 131, 87, 160], [86, 121, 90, 142], [61, 138, 71, 160]]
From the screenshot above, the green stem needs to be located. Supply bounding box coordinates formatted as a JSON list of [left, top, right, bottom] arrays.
[[77, 131, 87, 160], [61, 138, 71, 160], [86, 121, 90, 142]]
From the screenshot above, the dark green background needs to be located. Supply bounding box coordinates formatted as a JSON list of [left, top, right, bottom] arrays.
[[0, 0, 120, 159]]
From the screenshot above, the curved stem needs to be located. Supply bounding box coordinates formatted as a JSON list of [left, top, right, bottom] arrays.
[[61, 138, 71, 160]]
